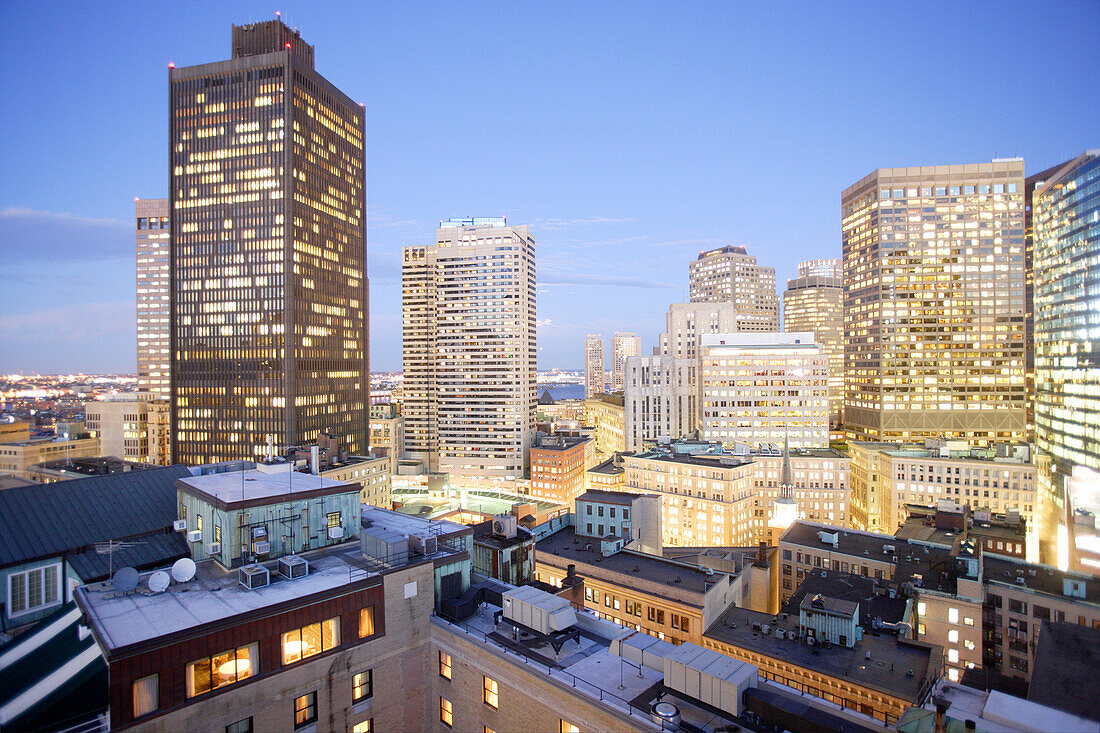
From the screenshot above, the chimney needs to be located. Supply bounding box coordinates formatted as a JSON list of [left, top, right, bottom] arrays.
[[758, 541, 767, 564], [310, 445, 319, 475], [934, 703, 947, 733]]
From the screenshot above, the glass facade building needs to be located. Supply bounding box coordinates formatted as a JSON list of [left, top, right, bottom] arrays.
[[1033, 151, 1100, 568], [169, 21, 367, 464], [842, 160, 1027, 443], [783, 259, 843, 429]]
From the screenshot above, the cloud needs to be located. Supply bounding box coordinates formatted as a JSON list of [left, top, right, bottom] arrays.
[[643, 237, 729, 250], [540, 273, 678, 290], [366, 205, 421, 229], [534, 216, 636, 231], [0, 207, 133, 262], [0, 301, 134, 343]]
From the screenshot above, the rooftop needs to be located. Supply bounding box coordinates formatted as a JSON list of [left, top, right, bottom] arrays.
[[535, 527, 724, 600], [575, 488, 654, 505], [177, 465, 359, 510], [587, 453, 633, 476], [983, 555, 1100, 605], [532, 436, 591, 453], [1028, 621, 1100, 721], [786, 569, 909, 626], [629, 450, 754, 470], [75, 541, 387, 653], [899, 679, 1099, 733], [471, 520, 533, 550], [704, 605, 940, 702]]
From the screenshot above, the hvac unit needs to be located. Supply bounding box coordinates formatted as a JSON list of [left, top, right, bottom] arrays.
[[492, 515, 518, 539], [205, 542, 221, 555], [279, 555, 309, 579], [186, 530, 202, 543], [251, 526, 268, 540], [252, 540, 271, 556], [173, 519, 187, 532], [409, 533, 438, 557], [327, 526, 344, 540], [238, 564, 270, 590]]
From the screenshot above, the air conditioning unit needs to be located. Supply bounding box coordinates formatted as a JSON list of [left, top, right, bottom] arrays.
[[252, 540, 271, 556], [251, 526, 268, 539], [239, 564, 270, 590], [279, 555, 309, 579], [186, 530, 202, 543], [205, 542, 221, 555], [173, 519, 187, 532], [492, 514, 518, 540], [327, 526, 344, 540], [409, 533, 438, 556]]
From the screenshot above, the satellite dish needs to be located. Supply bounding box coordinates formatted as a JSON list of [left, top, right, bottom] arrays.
[[113, 566, 139, 592], [172, 558, 197, 583], [147, 570, 170, 593]]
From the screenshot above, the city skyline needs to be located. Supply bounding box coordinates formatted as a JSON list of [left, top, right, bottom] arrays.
[[1, 2, 1099, 373]]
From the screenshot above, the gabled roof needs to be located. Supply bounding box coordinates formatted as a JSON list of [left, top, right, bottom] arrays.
[[0, 465, 192, 568]]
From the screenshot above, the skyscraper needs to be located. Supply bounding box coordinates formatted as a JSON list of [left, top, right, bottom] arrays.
[[402, 218, 536, 478], [659, 302, 740, 361], [783, 259, 843, 429], [1032, 150, 1100, 570], [136, 198, 170, 400], [585, 334, 604, 398], [169, 20, 368, 465], [688, 245, 779, 331], [842, 160, 1027, 443], [611, 331, 638, 391]]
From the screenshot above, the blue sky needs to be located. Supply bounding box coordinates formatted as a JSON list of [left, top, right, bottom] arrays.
[[0, 1, 1097, 373]]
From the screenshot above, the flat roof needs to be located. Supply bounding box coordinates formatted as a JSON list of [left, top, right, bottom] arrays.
[[705, 605, 939, 702], [587, 453, 632, 475], [532, 437, 591, 452], [575, 489, 655, 505], [984, 555, 1100, 605], [786, 569, 908, 625], [535, 527, 720, 599], [361, 506, 468, 538], [177, 467, 358, 509], [629, 451, 755, 469], [76, 543, 384, 653]]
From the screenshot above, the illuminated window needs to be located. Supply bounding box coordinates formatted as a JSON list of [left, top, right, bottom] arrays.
[[439, 650, 452, 679], [948, 630, 959, 643], [561, 721, 580, 733], [947, 649, 959, 663], [327, 511, 341, 528], [282, 617, 340, 664], [294, 692, 317, 729], [483, 676, 499, 708], [133, 674, 158, 718], [948, 608, 959, 624], [440, 697, 453, 727], [186, 644, 256, 697], [354, 670, 373, 702], [359, 606, 375, 638], [352, 721, 373, 733]]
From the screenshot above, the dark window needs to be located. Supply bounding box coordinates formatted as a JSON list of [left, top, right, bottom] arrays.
[[622, 508, 629, 520], [597, 506, 604, 517], [783, 549, 792, 560], [1033, 605, 1050, 621], [586, 505, 592, 515], [294, 692, 317, 729], [226, 718, 253, 733]]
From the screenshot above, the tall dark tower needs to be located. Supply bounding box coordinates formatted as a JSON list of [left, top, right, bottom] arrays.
[[170, 20, 368, 465]]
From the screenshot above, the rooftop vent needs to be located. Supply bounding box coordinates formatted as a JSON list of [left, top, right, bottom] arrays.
[[239, 564, 270, 590], [279, 555, 309, 580]]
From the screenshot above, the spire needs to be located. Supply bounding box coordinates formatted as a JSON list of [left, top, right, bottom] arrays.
[[780, 428, 793, 498]]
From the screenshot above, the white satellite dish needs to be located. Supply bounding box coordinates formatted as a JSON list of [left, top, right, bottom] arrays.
[[171, 557, 197, 583], [113, 566, 139, 592], [147, 570, 171, 593]]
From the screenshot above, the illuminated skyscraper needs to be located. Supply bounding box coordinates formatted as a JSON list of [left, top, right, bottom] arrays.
[[611, 331, 638, 391], [136, 198, 171, 400], [688, 245, 779, 331], [842, 160, 1027, 443], [169, 20, 368, 465], [783, 259, 843, 429], [1032, 151, 1100, 569], [585, 334, 604, 398], [402, 218, 536, 478]]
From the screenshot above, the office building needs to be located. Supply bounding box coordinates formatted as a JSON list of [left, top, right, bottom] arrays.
[[699, 333, 829, 449], [688, 245, 780, 331], [584, 333, 604, 398], [0, 432, 100, 481], [528, 435, 592, 506], [84, 394, 171, 466], [574, 488, 662, 555], [1032, 151, 1100, 571], [584, 393, 625, 456], [368, 405, 404, 476], [783, 259, 843, 429], [842, 160, 1027, 443], [658, 302, 740, 361], [136, 198, 171, 400], [847, 439, 1036, 549], [611, 331, 638, 391], [402, 218, 536, 478], [170, 20, 368, 465], [623, 354, 697, 452]]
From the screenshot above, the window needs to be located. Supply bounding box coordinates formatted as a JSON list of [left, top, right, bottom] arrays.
[[359, 607, 375, 638], [327, 511, 341, 528], [133, 674, 158, 718], [483, 676, 499, 708], [440, 697, 453, 727], [680, 617, 689, 634], [8, 563, 61, 616], [214, 524, 222, 544], [226, 718, 253, 733], [561, 721, 580, 733], [352, 721, 373, 733], [948, 608, 959, 624], [948, 630, 959, 643], [622, 508, 629, 519], [586, 505, 592, 515], [186, 643, 257, 697], [439, 650, 452, 679], [282, 617, 340, 664], [294, 692, 317, 729], [354, 670, 373, 702], [197, 514, 203, 534], [947, 649, 959, 664]]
